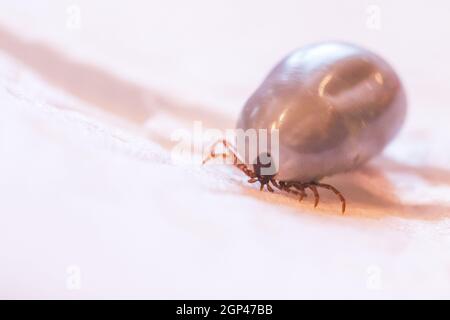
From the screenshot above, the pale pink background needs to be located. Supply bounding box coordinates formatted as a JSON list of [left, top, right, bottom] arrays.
[[0, 1, 449, 299]]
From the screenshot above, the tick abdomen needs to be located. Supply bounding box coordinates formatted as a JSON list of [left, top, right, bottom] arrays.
[[237, 42, 407, 182]]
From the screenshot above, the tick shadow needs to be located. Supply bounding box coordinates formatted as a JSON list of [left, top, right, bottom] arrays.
[[0, 24, 234, 149], [377, 157, 450, 186], [324, 160, 450, 220], [208, 157, 450, 221]]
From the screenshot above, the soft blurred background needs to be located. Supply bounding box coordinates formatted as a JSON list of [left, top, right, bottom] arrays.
[[0, 0, 449, 299]]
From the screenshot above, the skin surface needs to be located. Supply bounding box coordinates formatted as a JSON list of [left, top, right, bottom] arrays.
[[237, 42, 407, 182]]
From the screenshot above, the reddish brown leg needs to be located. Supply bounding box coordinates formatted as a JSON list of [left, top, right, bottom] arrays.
[[236, 163, 256, 179], [204, 140, 346, 213], [203, 141, 277, 192], [203, 139, 255, 179], [302, 181, 346, 214], [278, 180, 345, 214], [307, 185, 320, 208], [277, 181, 307, 202], [313, 182, 346, 214], [290, 182, 307, 202], [257, 179, 275, 192], [270, 179, 280, 189]]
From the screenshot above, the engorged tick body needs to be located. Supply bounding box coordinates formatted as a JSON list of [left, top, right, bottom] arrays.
[[203, 42, 407, 213]]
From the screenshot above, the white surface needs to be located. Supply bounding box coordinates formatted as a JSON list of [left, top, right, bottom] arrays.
[[0, 1, 450, 299]]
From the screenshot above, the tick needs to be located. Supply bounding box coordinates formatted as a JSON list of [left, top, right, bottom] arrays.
[[203, 42, 407, 213]]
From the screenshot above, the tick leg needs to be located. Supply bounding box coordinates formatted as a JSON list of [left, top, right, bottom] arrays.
[[236, 163, 256, 179], [290, 183, 307, 202], [307, 185, 320, 208], [202, 139, 236, 165], [258, 180, 275, 192], [202, 141, 345, 211], [203, 139, 256, 179], [270, 179, 280, 189], [313, 182, 346, 214], [202, 152, 230, 165], [277, 181, 307, 202]]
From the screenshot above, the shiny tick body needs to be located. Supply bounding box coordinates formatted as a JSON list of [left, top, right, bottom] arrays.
[[204, 42, 407, 213]]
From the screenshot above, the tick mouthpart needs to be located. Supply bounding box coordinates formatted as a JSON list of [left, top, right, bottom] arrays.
[[252, 152, 277, 180]]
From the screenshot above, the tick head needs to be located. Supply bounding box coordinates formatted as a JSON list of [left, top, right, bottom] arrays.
[[253, 152, 278, 180]]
